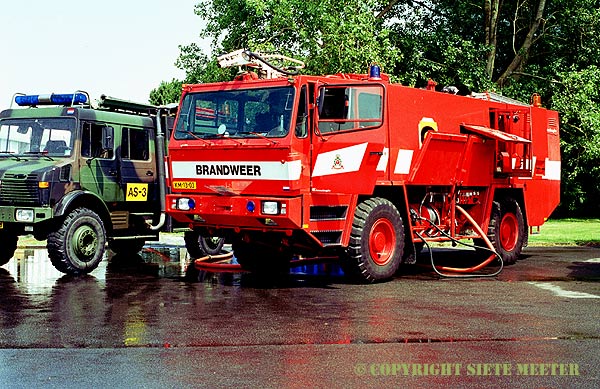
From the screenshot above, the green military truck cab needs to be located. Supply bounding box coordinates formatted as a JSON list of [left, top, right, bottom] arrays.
[[0, 92, 171, 274]]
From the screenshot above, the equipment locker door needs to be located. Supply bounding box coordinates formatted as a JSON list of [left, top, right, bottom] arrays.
[[310, 83, 386, 194]]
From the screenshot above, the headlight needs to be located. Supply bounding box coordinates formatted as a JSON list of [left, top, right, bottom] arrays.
[[15, 209, 34, 222], [175, 198, 195, 211], [170, 197, 196, 211], [262, 201, 279, 215]]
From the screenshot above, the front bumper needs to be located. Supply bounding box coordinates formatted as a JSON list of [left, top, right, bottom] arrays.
[[166, 194, 304, 231], [0, 205, 53, 227]]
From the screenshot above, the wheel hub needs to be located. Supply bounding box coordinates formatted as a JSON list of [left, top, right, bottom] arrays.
[[369, 219, 395, 266], [72, 225, 98, 259], [499, 213, 518, 252]]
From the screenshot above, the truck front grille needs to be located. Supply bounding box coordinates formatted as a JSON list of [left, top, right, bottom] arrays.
[[310, 205, 347, 221], [0, 173, 40, 205]]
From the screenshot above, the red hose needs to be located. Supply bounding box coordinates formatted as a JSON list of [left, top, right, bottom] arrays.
[[193, 252, 241, 271], [433, 205, 499, 273]]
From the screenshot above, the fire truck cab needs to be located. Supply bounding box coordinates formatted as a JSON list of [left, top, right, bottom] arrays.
[[166, 54, 560, 282]]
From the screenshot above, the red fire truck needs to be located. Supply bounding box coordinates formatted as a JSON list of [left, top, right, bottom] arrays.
[[166, 50, 560, 282]]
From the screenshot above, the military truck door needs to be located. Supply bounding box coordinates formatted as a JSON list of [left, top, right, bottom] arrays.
[[118, 126, 157, 206], [79, 122, 120, 202]]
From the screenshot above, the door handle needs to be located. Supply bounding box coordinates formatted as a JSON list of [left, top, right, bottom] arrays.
[[370, 151, 383, 156], [146, 170, 154, 176]]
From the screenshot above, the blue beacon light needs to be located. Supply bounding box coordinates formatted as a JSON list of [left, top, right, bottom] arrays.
[[369, 64, 382, 80], [15, 93, 88, 106]]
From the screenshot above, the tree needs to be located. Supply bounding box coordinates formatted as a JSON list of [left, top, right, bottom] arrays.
[[149, 79, 183, 106], [185, 0, 402, 79], [552, 67, 600, 216]]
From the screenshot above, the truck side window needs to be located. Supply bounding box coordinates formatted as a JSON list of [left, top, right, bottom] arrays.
[[295, 86, 308, 138], [122, 127, 150, 160], [82, 123, 113, 159], [318, 85, 383, 133]]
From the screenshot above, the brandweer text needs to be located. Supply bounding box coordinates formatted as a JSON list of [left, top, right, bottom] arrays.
[[196, 164, 261, 176]]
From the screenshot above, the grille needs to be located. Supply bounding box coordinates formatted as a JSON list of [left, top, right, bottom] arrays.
[[0, 173, 40, 205], [310, 205, 347, 221], [312, 230, 342, 246]]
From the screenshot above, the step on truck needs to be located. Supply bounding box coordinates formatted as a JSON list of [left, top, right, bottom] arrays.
[[165, 50, 561, 282], [0, 92, 222, 275]]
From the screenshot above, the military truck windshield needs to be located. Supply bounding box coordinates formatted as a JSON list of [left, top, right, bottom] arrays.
[[0, 118, 76, 157], [174, 86, 295, 140]]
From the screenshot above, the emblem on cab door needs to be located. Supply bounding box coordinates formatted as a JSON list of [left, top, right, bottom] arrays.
[[332, 154, 344, 170]]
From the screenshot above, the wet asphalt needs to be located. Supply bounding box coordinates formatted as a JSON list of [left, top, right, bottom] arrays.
[[0, 242, 599, 388]]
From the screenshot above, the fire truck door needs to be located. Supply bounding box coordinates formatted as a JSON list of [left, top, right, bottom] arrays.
[[311, 84, 386, 194]]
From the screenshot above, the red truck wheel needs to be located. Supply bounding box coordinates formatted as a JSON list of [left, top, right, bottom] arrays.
[[343, 198, 404, 282], [478, 199, 525, 265], [184, 231, 225, 258]]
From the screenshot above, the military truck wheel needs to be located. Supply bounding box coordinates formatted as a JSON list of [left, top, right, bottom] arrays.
[[184, 231, 225, 258], [108, 239, 145, 255], [47, 208, 106, 275], [342, 198, 404, 283], [475, 199, 525, 265], [0, 231, 18, 266]]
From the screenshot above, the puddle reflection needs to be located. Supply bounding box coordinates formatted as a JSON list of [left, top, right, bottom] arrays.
[[1, 244, 347, 291]]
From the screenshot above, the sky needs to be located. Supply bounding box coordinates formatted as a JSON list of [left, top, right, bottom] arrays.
[[0, 0, 209, 106]]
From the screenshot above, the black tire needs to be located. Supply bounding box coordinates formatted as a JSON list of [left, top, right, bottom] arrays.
[[342, 198, 404, 282], [232, 239, 291, 274], [47, 208, 106, 275], [0, 231, 18, 266], [184, 231, 225, 258], [108, 239, 145, 255], [475, 199, 525, 265]]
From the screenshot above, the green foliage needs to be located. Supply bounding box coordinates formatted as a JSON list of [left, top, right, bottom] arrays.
[[175, 43, 233, 84], [149, 79, 183, 106], [190, 0, 402, 78], [551, 67, 600, 216]]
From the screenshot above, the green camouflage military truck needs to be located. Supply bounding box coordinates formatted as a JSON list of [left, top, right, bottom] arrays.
[[0, 92, 223, 275]]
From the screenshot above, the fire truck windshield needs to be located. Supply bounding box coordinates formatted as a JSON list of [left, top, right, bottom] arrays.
[[0, 118, 76, 157], [174, 86, 296, 140]]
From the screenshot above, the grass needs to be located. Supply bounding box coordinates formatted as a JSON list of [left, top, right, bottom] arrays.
[[528, 218, 600, 246]]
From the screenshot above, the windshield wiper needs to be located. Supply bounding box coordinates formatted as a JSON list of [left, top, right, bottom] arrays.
[[24, 151, 54, 161], [245, 131, 279, 145], [179, 131, 213, 145], [0, 151, 26, 161], [204, 133, 243, 145]]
